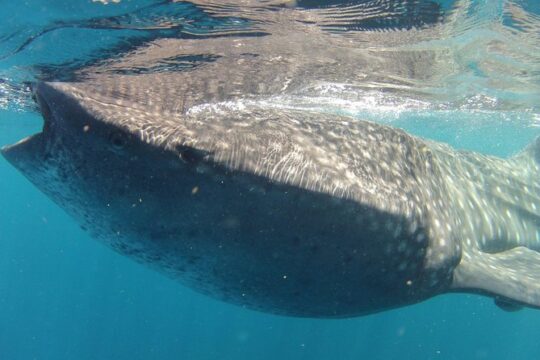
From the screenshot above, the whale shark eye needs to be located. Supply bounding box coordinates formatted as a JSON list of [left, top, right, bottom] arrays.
[[109, 131, 128, 150]]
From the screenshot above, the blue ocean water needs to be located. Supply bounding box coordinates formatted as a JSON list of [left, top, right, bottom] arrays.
[[1, 1, 539, 359]]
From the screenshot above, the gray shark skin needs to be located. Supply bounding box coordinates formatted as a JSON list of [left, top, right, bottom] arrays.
[[2, 81, 540, 317]]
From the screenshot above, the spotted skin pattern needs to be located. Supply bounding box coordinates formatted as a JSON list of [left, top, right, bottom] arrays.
[[2, 81, 539, 317]]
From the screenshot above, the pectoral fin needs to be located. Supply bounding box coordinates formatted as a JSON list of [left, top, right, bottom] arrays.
[[494, 297, 523, 312], [452, 246, 540, 310]]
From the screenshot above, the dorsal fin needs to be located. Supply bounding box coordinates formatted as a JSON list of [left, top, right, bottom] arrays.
[[513, 135, 540, 165]]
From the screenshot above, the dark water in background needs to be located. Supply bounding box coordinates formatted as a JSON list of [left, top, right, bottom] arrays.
[[0, 1, 539, 359]]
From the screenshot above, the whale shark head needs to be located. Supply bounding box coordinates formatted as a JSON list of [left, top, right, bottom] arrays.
[[2, 82, 195, 248]]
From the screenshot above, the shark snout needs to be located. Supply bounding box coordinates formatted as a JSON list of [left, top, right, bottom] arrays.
[[0, 82, 63, 167]]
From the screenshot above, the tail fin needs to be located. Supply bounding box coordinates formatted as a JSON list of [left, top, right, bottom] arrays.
[[451, 136, 540, 310]]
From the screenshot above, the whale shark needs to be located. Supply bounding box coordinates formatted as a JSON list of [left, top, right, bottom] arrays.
[[2, 80, 539, 317]]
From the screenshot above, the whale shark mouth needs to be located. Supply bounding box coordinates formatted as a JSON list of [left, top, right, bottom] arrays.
[[34, 83, 54, 136], [1, 83, 55, 164]]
